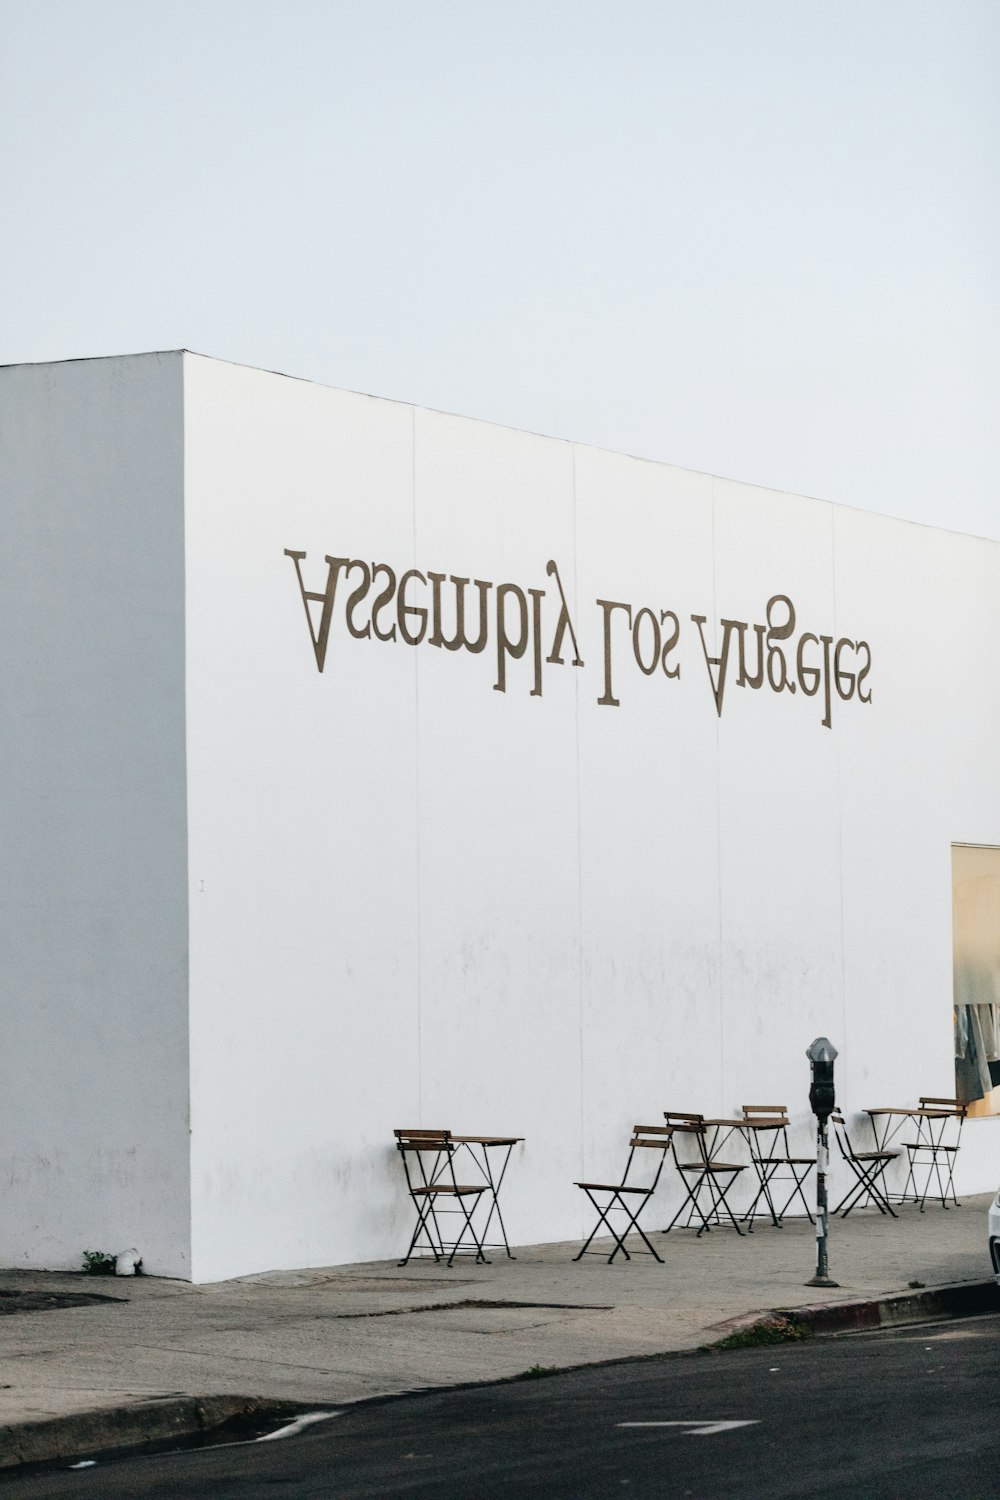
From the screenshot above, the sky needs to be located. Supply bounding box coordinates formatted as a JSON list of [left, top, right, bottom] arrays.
[[2, 0, 997, 537]]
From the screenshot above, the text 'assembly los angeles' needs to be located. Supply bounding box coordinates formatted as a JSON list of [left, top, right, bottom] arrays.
[[286, 551, 872, 729]]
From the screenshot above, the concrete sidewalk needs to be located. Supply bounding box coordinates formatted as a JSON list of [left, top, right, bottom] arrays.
[[0, 1196, 994, 1461]]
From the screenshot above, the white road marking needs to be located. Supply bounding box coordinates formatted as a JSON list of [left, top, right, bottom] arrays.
[[617, 1420, 759, 1437], [257, 1411, 343, 1442]]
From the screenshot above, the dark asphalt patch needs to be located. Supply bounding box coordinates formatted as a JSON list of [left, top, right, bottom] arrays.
[[0, 1290, 125, 1316]]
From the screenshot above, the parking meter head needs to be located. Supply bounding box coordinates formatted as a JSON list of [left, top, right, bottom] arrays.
[[806, 1036, 838, 1122]]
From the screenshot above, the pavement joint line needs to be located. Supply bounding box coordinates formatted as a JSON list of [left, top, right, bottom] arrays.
[[328, 1299, 615, 1318], [115, 1345, 359, 1374], [6, 1342, 346, 1377]]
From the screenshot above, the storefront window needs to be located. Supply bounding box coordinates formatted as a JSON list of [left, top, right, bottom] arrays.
[[953, 844, 1000, 1118]]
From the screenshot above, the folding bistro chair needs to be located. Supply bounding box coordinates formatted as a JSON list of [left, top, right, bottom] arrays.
[[394, 1129, 489, 1266], [740, 1105, 814, 1228], [830, 1111, 898, 1218], [662, 1111, 746, 1235], [573, 1124, 674, 1263], [901, 1097, 967, 1210]]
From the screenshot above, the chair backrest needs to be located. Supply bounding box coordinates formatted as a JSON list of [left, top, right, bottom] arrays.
[[830, 1110, 878, 1161], [919, 1097, 967, 1117], [393, 1129, 456, 1193], [663, 1111, 707, 1166], [630, 1124, 674, 1149], [741, 1104, 789, 1124], [394, 1128, 453, 1149], [623, 1124, 673, 1192], [741, 1104, 792, 1161], [829, 1110, 854, 1158]]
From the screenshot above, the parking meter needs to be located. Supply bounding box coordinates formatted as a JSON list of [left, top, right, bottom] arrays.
[[805, 1036, 839, 1287], [807, 1036, 837, 1122]]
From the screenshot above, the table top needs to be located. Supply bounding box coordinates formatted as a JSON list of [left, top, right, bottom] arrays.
[[449, 1135, 524, 1145], [865, 1107, 952, 1118], [700, 1117, 787, 1129]]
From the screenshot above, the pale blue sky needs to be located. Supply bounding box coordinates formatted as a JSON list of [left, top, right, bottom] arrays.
[[2, 1, 997, 535]]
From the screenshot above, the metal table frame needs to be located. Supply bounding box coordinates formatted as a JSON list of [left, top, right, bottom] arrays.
[[864, 1108, 960, 1209], [448, 1135, 524, 1258]]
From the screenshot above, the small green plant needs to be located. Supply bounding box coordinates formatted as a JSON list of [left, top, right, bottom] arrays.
[[513, 1364, 560, 1381], [713, 1315, 810, 1350], [81, 1250, 117, 1276]]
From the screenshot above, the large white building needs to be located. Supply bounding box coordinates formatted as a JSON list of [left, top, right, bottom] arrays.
[[2, 351, 998, 1282]]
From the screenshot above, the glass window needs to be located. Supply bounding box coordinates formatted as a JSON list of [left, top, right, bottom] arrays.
[[953, 844, 1000, 1118]]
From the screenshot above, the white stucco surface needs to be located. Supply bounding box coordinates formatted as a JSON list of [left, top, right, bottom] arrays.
[[3, 351, 998, 1281], [0, 354, 191, 1276]]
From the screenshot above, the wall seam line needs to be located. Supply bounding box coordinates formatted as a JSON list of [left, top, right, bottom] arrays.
[[712, 479, 725, 1112], [572, 444, 585, 1179], [412, 405, 423, 1119], [831, 504, 848, 1090]]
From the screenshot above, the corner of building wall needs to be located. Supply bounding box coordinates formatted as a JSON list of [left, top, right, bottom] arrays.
[[177, 349, 197, 1284], [0, 351, 196, 1278]]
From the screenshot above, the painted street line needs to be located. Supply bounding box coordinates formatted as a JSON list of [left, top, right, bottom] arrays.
[[257, 1411, 344, 1442], [617, 1420, 760, 1436]]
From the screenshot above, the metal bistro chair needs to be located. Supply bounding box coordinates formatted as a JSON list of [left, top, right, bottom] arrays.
[[393, 1129, 489, 1267], [740, 1105, 815, 1228], [901, 1097, 967, 1210], [573, 1124, 674, 1263], [663, 1111, 747, 1236], [830, 1111, 898, 1218]]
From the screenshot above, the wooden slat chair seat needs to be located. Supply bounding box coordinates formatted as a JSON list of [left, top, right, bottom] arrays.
[[900, 1097, 967, 1210], [739, 1104, 815, 1228], [394, 1129, 489, 1267], [662, 1111, 747, 1236], [573, 1125, 674, 1263], [408, 1184, 483, 1196], [830, 1111, 898, 1218]]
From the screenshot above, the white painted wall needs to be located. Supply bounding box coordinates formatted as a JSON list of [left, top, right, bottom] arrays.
[[3, 352, 997, 1283], [181, 353, 1000, 1280], [0, 354, 191, 1276]]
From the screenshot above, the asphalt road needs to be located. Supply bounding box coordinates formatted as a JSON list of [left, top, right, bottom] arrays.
[[5, 1315, 999, 1499]]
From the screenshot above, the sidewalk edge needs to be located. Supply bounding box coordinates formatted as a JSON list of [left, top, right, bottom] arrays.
[[786, 1277, 1000, 1334], [0, 1395, 304, 1471], [709, 1278, 1000, 1347]]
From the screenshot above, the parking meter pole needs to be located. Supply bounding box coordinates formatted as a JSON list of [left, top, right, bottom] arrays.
[[806, 1036, 839, 1289], [810, 1118, 836, 1286]]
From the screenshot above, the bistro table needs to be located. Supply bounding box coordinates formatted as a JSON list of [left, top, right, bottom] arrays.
[[864, 1107, 956, 1207], [865, 1106, 952, 1150], [448, 1135, 524, 1258], [699, 1117, 812, 1229]]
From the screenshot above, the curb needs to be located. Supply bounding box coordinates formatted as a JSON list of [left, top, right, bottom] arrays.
[[0, 1395, 306, 1471], [786, 1277, 1000, 1336], [709, 1278, 1000, 1348]]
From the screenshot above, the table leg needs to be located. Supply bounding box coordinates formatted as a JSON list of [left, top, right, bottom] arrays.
[[460, 1142, 518, 1257]]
